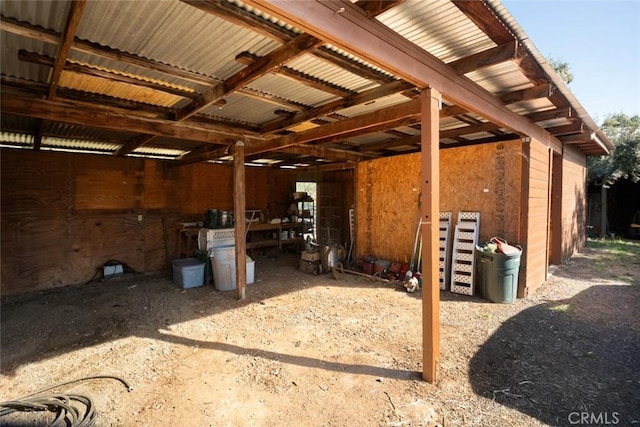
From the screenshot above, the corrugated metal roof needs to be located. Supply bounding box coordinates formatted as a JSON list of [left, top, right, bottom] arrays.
[[0, 131, 34, 146], [486, 0, 613, 152], [67, 52, 210, 94], [0, 0, 71, 33], [378, 0, 496, 63], [58, 70, 186, 108], [40, 122, 127, 141], [76, 0, 280, 80], [42, 136, 120, 153], [0, 0, 611, 160], [199, 92, 282, 125], [0, 33, 55, 83], [245, 73, 339, 109], [465, 62, 532, 95], [287, 54, 379, 93]]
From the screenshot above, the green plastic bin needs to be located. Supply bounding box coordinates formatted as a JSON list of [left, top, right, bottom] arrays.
[[476, 247, 522, 303]]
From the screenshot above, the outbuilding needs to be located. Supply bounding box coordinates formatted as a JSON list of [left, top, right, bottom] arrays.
[[0, 0, 613, 382]]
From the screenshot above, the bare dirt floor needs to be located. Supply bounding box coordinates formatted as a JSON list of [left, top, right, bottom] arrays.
[[2, 239, 639, 427]]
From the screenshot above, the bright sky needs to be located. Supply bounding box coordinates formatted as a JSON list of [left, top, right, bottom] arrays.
[[502, 0, 640, 125]]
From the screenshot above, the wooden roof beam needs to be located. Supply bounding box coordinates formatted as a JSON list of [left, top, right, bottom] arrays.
[[182, 0, 397, 85], [177, 33, 323, 120], [247, 98, 421, 155], [358, 134, 420, 152], [526, 107, 572, 123], [545, 119, 584, 137], [261, 79, 414, 134], [246, 0, 562, 153], [451, 1, 514, 44], [499, 83, 553, 105], [439, 121, 502, 140], [236, 51, 354, 97], [48, 0, 87, 100], [176, 141, 364, 166], [453, 0, 571, 110], [18, 50, 198, 100], [441, 133, 520, 148], [276, 145, 367, 162], [560, 132, 596, 144], [0, 93, 267, 145], [448, 41, 519, 75], [0, 76, 177, 118], [355, 0, 406, 18]]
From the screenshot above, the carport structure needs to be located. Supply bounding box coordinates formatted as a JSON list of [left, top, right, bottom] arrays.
[[0, 0, 613, 382]]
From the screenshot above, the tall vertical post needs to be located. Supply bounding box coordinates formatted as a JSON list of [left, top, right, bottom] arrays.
[[233, 141, 247, 300], [421, 88, 440, 383]]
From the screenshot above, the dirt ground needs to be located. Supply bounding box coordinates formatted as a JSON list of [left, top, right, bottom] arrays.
[[1, 239, 639, 426]]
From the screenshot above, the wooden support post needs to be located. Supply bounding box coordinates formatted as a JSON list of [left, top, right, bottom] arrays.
[[233, 141, 247, 300], [421, 88, 440, 383]]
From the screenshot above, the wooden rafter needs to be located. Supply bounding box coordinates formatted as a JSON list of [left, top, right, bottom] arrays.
[[237, 51, 355, 98], [355, 0, 406, 18], [0, 94, 268, 145], [275, 144, 367, 162], [452, 0, 572, 113], [358, 134, 420, 152], [244, 0, 563, 154], [545, 120, 584, 136], [19, 51, 198, 100], [177, 33, 323, 121], [182, 0, 397, 85], [247, 98, 421, 155], [261, 80, 414, 134], [526, 107, 572, 123], [559, 132, 595, 144], [447, 41, 519, 75], [499, 83, 553, 105], [1, 76, 177, 118], [48, 0, 87, 100], [451, 1, 514, 44]]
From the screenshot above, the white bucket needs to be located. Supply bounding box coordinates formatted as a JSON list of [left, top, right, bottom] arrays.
[[210, 245, 255, 291]]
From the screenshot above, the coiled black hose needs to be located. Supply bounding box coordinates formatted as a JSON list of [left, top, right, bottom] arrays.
[[0, 375, 132, 427]]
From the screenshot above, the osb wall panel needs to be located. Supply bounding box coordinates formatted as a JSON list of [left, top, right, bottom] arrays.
[[561, 145, 587, 261], [1, 150, 290, 295], [179, 163, 233, 213], [143, 161, 180, 210], [523, 140, 551, 294], [440, 141, 522, 243], [74, 156, 143, 210], [355, 140, 522, 263], [356, 154, 421, 262], [266, 170, 297, 220]]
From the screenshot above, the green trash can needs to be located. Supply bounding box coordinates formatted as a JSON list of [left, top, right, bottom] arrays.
[[195, 249, 212, 284], [476, 246, 522, 303]]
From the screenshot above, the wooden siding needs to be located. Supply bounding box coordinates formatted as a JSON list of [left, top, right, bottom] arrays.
[[355, 140, 523, 264], [521, 139, 551, 296], [560, 145, 588, 261], [0, 149, 295, 295]]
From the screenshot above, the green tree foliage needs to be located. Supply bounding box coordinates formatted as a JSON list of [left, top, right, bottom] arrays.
[[548, 56, 574, 85], [588, 113, 640, 185]]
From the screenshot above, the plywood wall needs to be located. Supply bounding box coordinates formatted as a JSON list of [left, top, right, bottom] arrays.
[[1, 149, 296, 295], [355, 140, 523, 264]]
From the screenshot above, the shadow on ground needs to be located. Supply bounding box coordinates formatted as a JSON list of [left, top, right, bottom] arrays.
[[1, 254, 415, 381], [469, 284, 640, 426]]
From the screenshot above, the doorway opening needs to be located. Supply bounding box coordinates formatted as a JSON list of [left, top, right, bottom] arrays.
[[295, 182, 316, 240]]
